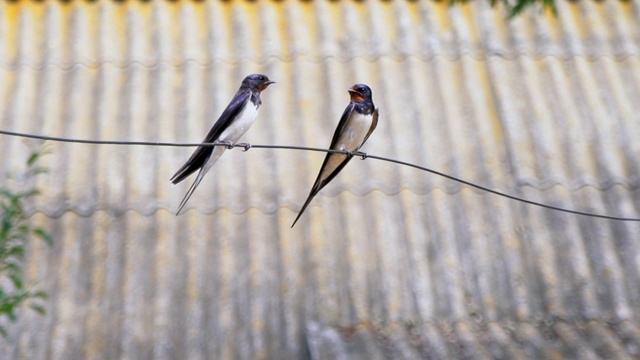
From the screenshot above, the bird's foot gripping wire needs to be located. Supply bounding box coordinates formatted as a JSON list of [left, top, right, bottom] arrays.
[[353, 151, 368, 160], [235, 143, 252, 151], [344, 150, 367, 159], [220, 141, 235, 149]]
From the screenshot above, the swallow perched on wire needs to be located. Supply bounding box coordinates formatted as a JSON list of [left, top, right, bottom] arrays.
[[291, 84, 378, 227], [171, 74, 275, 215]]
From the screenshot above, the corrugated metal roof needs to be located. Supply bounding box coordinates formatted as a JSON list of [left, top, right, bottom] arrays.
[[1, 0, 640, 358]]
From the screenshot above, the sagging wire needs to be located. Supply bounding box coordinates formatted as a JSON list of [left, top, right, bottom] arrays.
[[0, 128, 638, 222]]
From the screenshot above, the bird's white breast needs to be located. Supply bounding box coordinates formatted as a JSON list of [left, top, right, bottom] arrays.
[[318, 112, 373, 180], [337, 112, 373, 151], [219, 101, 260, 142]]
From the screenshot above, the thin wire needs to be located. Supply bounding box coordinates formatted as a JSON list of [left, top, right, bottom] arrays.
[[359, 153, 640, 222], [0, 129, 354, 154], [1, 128, 638, 222]]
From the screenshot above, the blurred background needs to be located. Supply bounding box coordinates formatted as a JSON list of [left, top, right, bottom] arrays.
[[1, 0, 640, 358]]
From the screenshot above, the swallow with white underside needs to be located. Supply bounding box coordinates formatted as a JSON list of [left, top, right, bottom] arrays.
[[171, 74, 274, 215], [291, 83, 378, 227]]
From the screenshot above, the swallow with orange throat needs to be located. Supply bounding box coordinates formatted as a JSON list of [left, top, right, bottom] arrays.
[[291, 84, 378, 227], [171, 74, 275, 215]]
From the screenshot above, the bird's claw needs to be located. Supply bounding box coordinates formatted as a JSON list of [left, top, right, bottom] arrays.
[[237, 143, 252, 152], [354, 151, 368, 160]]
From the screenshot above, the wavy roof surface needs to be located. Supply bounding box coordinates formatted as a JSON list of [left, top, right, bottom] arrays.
[[1, 1, 640, 358]]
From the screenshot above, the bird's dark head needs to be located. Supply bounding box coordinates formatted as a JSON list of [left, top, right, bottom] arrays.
[[243, 74, 275, 92], [347, 83, 372, 102]]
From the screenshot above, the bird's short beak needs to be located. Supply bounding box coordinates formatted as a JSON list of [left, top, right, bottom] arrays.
[[347, 88, 365, 101], [259, 81, 275, 91]]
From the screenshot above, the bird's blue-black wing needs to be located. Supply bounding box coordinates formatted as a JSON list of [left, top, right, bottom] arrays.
[[170, 90, 250, 184]]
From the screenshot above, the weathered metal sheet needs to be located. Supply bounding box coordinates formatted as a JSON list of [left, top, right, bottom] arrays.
[[1, 1, 639, 358]]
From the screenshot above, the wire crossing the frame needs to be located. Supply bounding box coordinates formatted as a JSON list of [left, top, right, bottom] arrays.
[[0, 128, 638, 222]]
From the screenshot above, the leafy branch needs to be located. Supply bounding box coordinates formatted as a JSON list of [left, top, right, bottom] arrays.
[[0, 144, 52, 339], [450, 0, 557, 18]]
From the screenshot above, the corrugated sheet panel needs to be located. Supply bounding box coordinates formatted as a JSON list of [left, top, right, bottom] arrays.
[[1, 0, 639, 359]]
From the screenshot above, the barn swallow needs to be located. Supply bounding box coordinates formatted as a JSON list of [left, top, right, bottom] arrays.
[[291, 84, 378, 227], [171, 74, 274, 215]]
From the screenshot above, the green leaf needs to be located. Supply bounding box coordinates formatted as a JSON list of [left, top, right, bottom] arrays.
[[33, 228, 53, 246], [31, 290, 48, 299], [17, 224, 30, 234], [6, 245, 25, 258], [3, 261, 21, 274], [507, 0, 557, 18], [27, 152, 40, 166], [2, 212, 13, 234], [30, 167, 49, 176], [29, 304, 46, 316], [450, 0, 557, 19], [18, 189, 40, 199], [9, 273, 24, 289]]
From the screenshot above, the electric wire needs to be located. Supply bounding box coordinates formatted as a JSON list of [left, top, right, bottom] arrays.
[[1, 128, 638, 222]]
